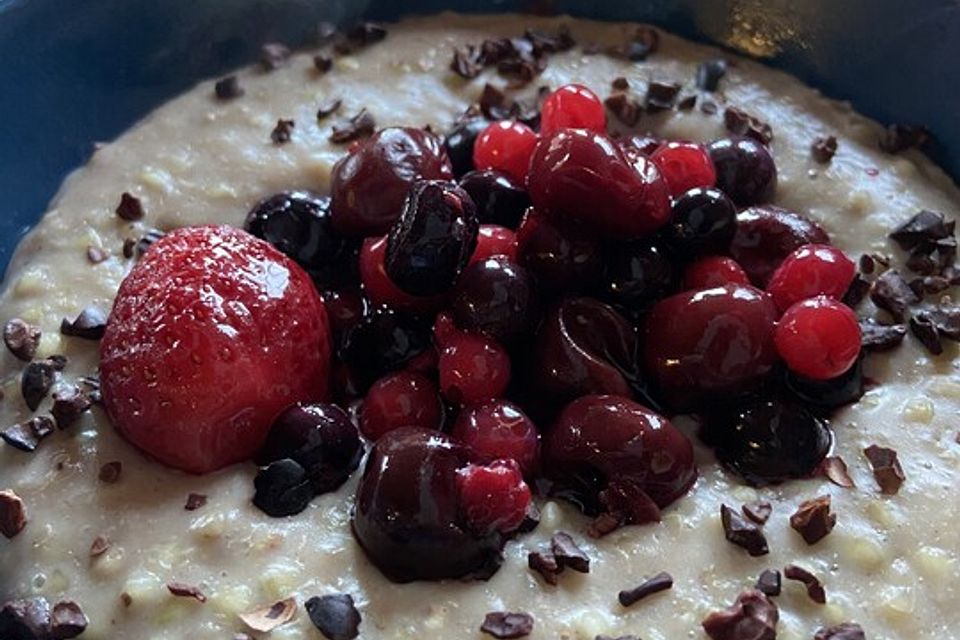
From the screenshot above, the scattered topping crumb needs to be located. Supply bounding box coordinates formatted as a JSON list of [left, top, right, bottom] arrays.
[[449, 26, 574, 83], [51, 386, 92, 429], [89, 534, 111, 557], [135, 228, 166, 258], [0, 489, 27, 538], [611, 76, 629, 91], [863, 445, 905, 494], [260, 43, 291, 71], [271, 119, 295, 144], [811, 135, 837, 163], [478, 83, 541, 127], [451, 45, 483, 79], [4, 318, 41, 361], [783, 564, 826, 604], [720, 504, 768, 556], [789, 495, 836, 545], [306, 593, 361, 640], [869, 269, 918, 322], [60, 306, 108, 340], [819, 456, 855, 488], [528, 550, 561, 584], [676, 94, 697, 110], [606, 26, 659, 61], [98, 461, 122, 483], [889, 209, 956, 278], [122, 237, 137, 259], [859, 318, 907, 351], [696, 58, 728, 91], [700, 99, 718, 115], [184, 493, 208, 511], [50, 601, 88, 639], [604, 93, 642, 126], [167, 582, 207, 603], [1, 416, 55, 452], [214, 75, 244, 100], [120, 592, 132, 608], [814, 622, 866, 640], [335, 22, 388, 55], [480, 611, 534, 639], [86, 246, 108, 264], [238, 597, 297, 633], [742, 500, 772, 525], [550, 531, 590, 572], [329, 109, 376, 144], [645, 80, 681, 112], [21, 359, 58, 411], [316, 98, 342, 121], [755, 569, 781, 597], [313, 54, 333, 73], [701, 589, 778, 640], [723, 107, 773, 145], [879, 123, 930, 154], [842, 274, 871, 307], [910, 312, 943, 354], [0, 598, 88, 640], [115, 192, 145, 221], [618, 571, 673, 607]]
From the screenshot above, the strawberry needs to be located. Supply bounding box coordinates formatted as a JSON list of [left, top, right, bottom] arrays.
[[100, 225, 331, 473]]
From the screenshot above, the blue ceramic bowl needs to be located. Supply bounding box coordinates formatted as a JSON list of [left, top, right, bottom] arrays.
[[1, 0, 958, 270]]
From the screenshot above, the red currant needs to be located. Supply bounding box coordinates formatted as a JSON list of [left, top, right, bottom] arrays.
[[473, 120, 538, 182], [451, 399, 540, 476], [438, 331, 511, 405], [469, 224, 517, 265], [539, 83, 606, 136], [650, 141, 716, 198], [359, 371, 442, 441], [456, 459, 531, 535], [766, 243, 856, 311], [683, 256, 750, 290], [775, 296, 861, 380], [359, 236, 443, 313]]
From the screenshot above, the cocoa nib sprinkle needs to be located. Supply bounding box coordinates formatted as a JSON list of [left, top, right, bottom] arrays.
[[720, 504, 768, 556], [696, 58, 728, 91], [742, 500, 772, 525], [819, 456, 855, 488], [528, 551, 561, 585], [842, 274, 871, 308], [604, 93, 642, 126], [449, 25, 574, 82], [329, 108, 376, 144], [60, 306, 108, 340], [1, 416, 55, 452], [755, 569, 781, 597], [306, 593, 361, 640], [271, 119, 295, 144], [313, 54, 333, 73], [869, 269, 919, 323], [0, 489, 27, 538], [859, 318, 907, 351], [0, 597, 88, 640], [22, 358, 59, 411], [528, 531, 590, 584], [86, 246, 108, 264], [214, 75, 244, 100], [334, 22, 388, 55], [167, 582, 207, 603], [863, 445, 906, 494], [98, 460, 122, 483], [607, 26, 659, 61], [815, 622, 866, 640], [889, 210, 957, 279], [783, 564, 826, 604], [879, 123, 931, 154], [480, 611, 534, 639], [811, 135, 838, 163], [789, 495, 836, 545], [51, 386, 92, 429], [115, 191, 145, 221], [184, 493, 208, 511], [316, 98, 343, 121], [478, 83, 541, 128], [723, 107, 774, 145], [4, 318, 41, 361], [260, 42, 291, 71], [910, 313, 943, 354], [645, 80, 681, 112], [701, 589, 778, 640], [617, 571, 673, 607], [89, 534, 111, 557]]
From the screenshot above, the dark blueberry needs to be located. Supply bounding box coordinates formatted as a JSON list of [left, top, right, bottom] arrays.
[[252, 458, 315, 517], [322, 289, 369, 349], [707, 137, 777, 206], [782, 357, 865, 410], [339, 306, 430, 391], [665, 187, 738, 258], [459, 169, 530, 229], [730, 205, 831, 286], [601, 241, 677, 315], [451, 256, 538, 342], [444, 116, 490, 177], [385, 180, 479, 297], [516, 211, 603, 294]]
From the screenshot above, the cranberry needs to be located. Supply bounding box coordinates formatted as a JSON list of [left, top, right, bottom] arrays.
[[766, 244, 856, 311], [451, 256, 538, 343], [352, 428, 504, 582], [385, 180, 479, 296], [473, 120, 538, 182], [527, 129, 672, 239], [439, 331, 511, 405], [543, 395, 697, 527], [783, 355, 865, 409], [459, 169, 530, 229], [515, 209, 602, 294], [683, 256, 750, 290], [707, 137, 777, 206], [444, 116, 490, 177], [470, 225, 517, 265], [331, 127, 453, 236], [451, 399, 540, 476], [457, 459, 532, 535], [539, 84, 606, 136], [650, 142, 716, 198], [359, 372, 442, 441], [339, 306, 430, 391], [601, 241, 677, 315], [729, 206, 831, 287], [665, 187, 737, 258], [644, 284, 779, 411], [322, 289, 368, 348], [775, 296, 861, 380], [359, 236, 443, 314]]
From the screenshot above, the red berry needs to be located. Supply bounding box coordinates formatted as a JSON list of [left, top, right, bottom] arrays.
[[469, 224, 517, 265], [100, 225, 331, 474], [451, 400, 539, 476], [683, 256, 750, 290], [439, 331, 511, 405], [359, 236, 443, 313], [650, 141, 716, 197], [473, 120, 538, 182], [539, 84, 606, 136], [456, 459, 531, 535], [359, 371, 442, 441], [432, 311, 459, 349], [766, 244, 856, 311], [775, 296, 861, 380]]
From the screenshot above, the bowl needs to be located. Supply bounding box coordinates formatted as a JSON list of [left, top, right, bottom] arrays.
[[0, 0, 957, 270]]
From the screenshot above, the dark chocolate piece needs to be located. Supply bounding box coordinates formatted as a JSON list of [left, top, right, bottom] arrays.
[[696, 58, 728, 91], [701, 589, 778, 640], [819, 456, 855, 488], [99, 460, 122, 483], [90, 534, 111, 557], [618, 571, 673, 607], [167, 582, 207, 603], [842, 274, 871, 307], [924, 304, 960, 340], [611, 77, 629, 91], [329, 109, 376, 144], [720, 504, 768, 556], [184, 493, 208, 511], [742, 500, 772, 525], [645, 80, 681, 112], [910, 313, 943, 354], [316, 98, 342, 120], [214, 75, 244, 100], [607, 26, 659, 61], [0, 598, 50, 639], [451, 45, 484, 79], [122, 237, 137, 258], [1, 416, 55, 452], [859, 319, 907, 351], [313, 54, 333, 73], [889, 210, 953, 251], [814, 622, 866, 640], [879, 123, 930, 153], [271, 119, 295, 144], [863, 445, 905, 494], [51, 387, 92, 429], [0, 489, 27, 539], [116, 192, 145, 221], [783, 564, 826, 604], [870, 269, 919, 322], [345, 22, 388, 48], [700, 99, 718, 115], [551, 531, 590, 572], [789, 495, 836, 545], [51, 603, 93, 639], [4, 318, 40, 361], [811, 136, 837, 163], [21, 359, 57, 411], [60, 306, 107, 340], [480, 611, 534, 639], [528, 551, 560, 585], [755, 569, 781, 597], [723, 107, 773, 145], [306, 594, 361, 640], [260, 43, 291, 71], [605, 93, 642, 126]]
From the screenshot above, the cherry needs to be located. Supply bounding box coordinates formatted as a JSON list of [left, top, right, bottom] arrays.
[[359, 236, 443, 314], [459, 169, 530, 229], [664, 187, 738, 258], [539, 84, 606, 136], [783, 355, 865, 409], [527, 129, 672, 239], [516, 209, 603, 294], [683, 256, 750, 290], [450, 399, 540, 476], [729, 206, 830, 287], [322, 289, 368, 348], [473, 120, 538, 182], [457, 459, 532, 536], [766, 244, 856, 311], [617, 134, 662, 160], [775, 296, 861, 380], [470, 225, 517, 265], [444, 115, 490, 177], [452, 256, 538, 343], [359, 371, 442, 441], [601, 241, 678, 316], [438, 331, 511, 405], [644, 284, 779, 411], [650, 142, 716, 198], [707, 137, 777, 206], [339, 306, 430, 392]]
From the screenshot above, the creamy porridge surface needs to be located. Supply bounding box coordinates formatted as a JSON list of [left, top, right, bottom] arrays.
[[1, 12, 959, 640]]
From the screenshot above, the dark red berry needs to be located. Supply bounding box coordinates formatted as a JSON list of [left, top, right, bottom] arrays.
[[665, 187, 737, 258], [457, 459, 532, 535], [650, 142, 716, 197], [439, 331, 511, 405], [539, 84, 606, 136], [322, 289, 368, 348], [683, 256, 750, 290], [617, 134, 662, 160], [359, 236, 443, 313], [359, 372, 442, 441], [729, 206, 831, 287], [775, 296, 861, 380], [473, 120, 538, 182], [452, 256, 538, 343], [459, 169, 530, 228], [470, 225, 517, 265], [516, 209, 602, 294], [766, 244, 856, 311], [451, 399, 540, 476], [707, 137, 777, 206], [601, 242, 677, 315], [444, 116, 490, 177], [339, 306, 430, 392]]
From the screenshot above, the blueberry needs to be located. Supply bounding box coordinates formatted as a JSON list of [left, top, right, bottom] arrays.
[[601, 242, 677, 315], [782, 357, 865, 410], [665, 187, 738, 258], [707, 137, 777, 206], [452, 256, 538, 343], [339, 306, 430, 391], [459, 169, 530, 229], [444, 116, 490, 177], [253, 458, 315, 517]]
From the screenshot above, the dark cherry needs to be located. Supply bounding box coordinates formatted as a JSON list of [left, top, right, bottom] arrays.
[[601, 241, 677, 315], [385, 180, 479, 296], [707, 137, 777, 206], [351, 427, 503, 582], [665, 187, 738, 258], [459, 169, 530, 229], [339, 306, 430, 391], [703, 399, 832, 486], [444, 116, 490, 177], [782, 356, 865, 410], [451, 256, 538, 343], [331, 127, 453, 237], [450, 399, 540, 477], [644, 284, 779, 411], [322, 289, 368, 349], [730, 206, 832, 287], [617, 134, 662, 161], [516, 209, 603, 294], [253, 458, 315, 517]]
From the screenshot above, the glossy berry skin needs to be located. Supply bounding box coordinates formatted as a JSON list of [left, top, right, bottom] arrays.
[[470, 225, 518, 265], [339, 306, 430, 392], [683, 256, 750, 290], [438, 331, 511, 405], [352, 427, 505, 582], [331, 127, 453, 237], [359, 372, 442, 441], [644, 284, 779, 411], [452, 256, 538, 343], [707, 137, 777, 206], [359, 236, 443, 314], [775, 296, 862, 380], [527, 129, 672, 239], [729, 206, 831, 287], [253, 458, 315, 517], [322, 289, 368, 349], [459, 169, 530, 229], [543, 395, 697, 520], [601, 242, 678, 315], [385, 180, 479, 296], [664, 187, 738, 258], [444, 116, 490, 177], [783, 355, 865, 409], [451, 400, 540, 476], [650, 142, 717, 198], [457, 459, 532, 535], [516, 209, 602, 294], [539, 84, 606, 136], [766, 244, 856, 311], [100, 226, 330, 474], [473, 120, 539, 182], [618, 134, 662, 161]]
